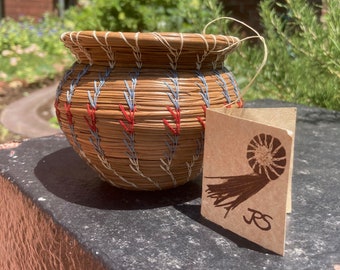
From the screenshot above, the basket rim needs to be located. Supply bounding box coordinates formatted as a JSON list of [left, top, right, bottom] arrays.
[[60, 31, 240, 51]]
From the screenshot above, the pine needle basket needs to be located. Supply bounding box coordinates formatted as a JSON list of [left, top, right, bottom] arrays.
[[55, 31, 244, 191]]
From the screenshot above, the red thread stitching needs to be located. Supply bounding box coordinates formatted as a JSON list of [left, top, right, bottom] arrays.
[[197, 117, 205, 129], [119, 104, 136, 134], [197, 105, 207, 129], [64, 103, 73, 125], [163, 106, 180, 135], [84, 103, 98, 132], [225, 99, 244, 108], [201, 105, 207, 114]]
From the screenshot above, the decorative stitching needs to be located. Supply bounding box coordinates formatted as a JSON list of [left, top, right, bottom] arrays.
[[160, 70, 181, 187], [224, 67, 241, 100], [163, 70, 181, 135], [96, 154, 137, 189], [163, 106, 181, 136], [93, 31, 116, 68], [214, 68, 231, 104], [76, 31, 93, 65], [164, 70, 180, 109], [119, 69, 161, 190], [196, 70, 210, 108], [160, 133, 178, 186], [119, 105, 136, 134], [196, 34, 217, 70], [66, 31, 82, 63], [186, 132, 204, 180], [84, 67, 138, 189], [64, 102, 73, 126], [54, 64, 75, 124], [85, 104, 97, 132], [217, 67, 243, 108], [64, 64, 90, 151], [195, 70, 210, 129], [152, 32, 183, 70], [119, 32, 142, 69], [197, 105, 207, 129], [191, 68, 214, 179], [56, 64, 75, 100], [119, 69, 138, 135], [87, 67, 111, 109]]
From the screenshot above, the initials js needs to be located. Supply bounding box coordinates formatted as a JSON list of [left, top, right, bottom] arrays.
[[243, 208, 273, 231]]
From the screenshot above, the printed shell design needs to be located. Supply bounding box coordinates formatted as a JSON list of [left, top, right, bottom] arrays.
[[205, 133, 287, 217], [247, 133, 286, 181]]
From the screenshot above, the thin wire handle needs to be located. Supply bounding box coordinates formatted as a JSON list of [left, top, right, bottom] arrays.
[[203, 17, 268, 99]]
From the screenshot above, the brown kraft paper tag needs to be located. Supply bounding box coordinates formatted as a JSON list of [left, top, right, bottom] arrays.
[[201, 107, 297, 255]]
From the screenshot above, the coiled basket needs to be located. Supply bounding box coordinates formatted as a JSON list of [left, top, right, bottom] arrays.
[[55, 31, 243, 191]]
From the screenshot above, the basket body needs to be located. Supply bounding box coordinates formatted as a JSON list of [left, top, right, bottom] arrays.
[[55, 31, 243, 190]]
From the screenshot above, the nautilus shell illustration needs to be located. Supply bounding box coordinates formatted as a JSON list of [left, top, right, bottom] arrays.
[[247, 133, 287, 181], [206, 133, 287, 217]]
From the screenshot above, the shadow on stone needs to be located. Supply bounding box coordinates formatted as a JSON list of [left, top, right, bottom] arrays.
[[34, 147, 202, 210], [174, 204, 276, 255]]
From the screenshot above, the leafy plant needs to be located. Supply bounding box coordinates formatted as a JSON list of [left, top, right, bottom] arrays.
[[229, 0, 340, 110], [1, 0, 338, 110], [63, 0, 226, 33], [0, 15, 72, 84]]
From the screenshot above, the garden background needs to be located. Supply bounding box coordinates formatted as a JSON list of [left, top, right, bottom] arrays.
[[0, 0, 339, 143]]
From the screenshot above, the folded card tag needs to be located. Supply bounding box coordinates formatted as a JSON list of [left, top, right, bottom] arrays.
[[201, 107, 296, 255]]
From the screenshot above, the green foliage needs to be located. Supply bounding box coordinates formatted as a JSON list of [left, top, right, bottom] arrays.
[[1, 0, 338, 110], [0, 15, 72, 83], [0, 0, 226, 84], [63, 0, 226, 33], [229, 0, 340, 110]]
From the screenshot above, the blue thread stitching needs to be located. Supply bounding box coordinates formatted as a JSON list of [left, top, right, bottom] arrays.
[[86, 67, 111, 152], [120, 68, 161, 189], [196, 70, 210, 107], [56, 65, 75, 99], [123, 132, 136, 158], [224, 67, 241, 98], [65, 64, 91, 151], [75, 64, 90, 85], [164, 134, 178, 158], [89, 130, 103, 155], [66, 64, 90, 104], [123, 69, 139, 111], [66, 81, 75, 104], [214, 69, 231, 104], [160, 70, 182, 187], [69, 125, 82, 150], [164, 70, 180, 110], [196, 134, 204, 156], [88, 67, 112, 109]]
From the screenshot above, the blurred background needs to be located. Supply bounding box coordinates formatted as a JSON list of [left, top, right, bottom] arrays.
[[0, 0, 339, 143]]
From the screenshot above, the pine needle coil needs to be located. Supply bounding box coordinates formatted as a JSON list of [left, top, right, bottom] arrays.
[[55, 31, 243, 190]]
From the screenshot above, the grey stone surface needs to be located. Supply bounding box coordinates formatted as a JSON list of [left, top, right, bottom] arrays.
[[0, 100, 339, 270]]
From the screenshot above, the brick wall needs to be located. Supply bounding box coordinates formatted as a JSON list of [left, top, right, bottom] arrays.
[[3, 0, 55, 20]]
